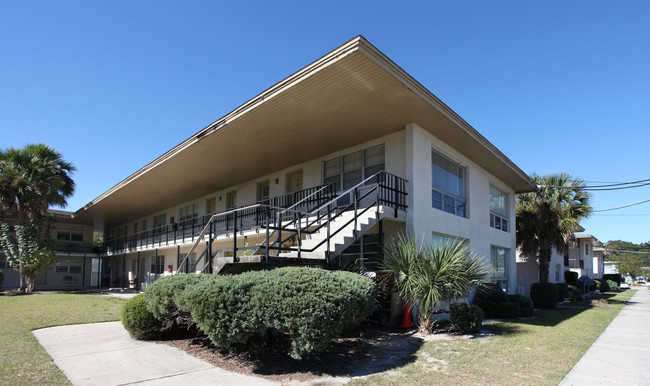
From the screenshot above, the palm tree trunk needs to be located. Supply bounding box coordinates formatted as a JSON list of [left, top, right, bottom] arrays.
[[538, 248, 552, 283]]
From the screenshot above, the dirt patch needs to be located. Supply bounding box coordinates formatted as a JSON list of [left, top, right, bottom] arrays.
[[590, 298, 610, 308], [158, 325, 425, 384]]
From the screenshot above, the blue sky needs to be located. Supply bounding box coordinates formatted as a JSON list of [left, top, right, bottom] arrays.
[[2, 1, 649, 244]]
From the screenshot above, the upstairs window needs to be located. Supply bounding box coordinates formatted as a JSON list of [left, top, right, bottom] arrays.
[[179, 203, 198, 225], [57, 228, 84, 242], [489, 185, 509, 232], [432, 149, 466, 217], [153, 213, 166, 229], [323, 144, 385, 191]]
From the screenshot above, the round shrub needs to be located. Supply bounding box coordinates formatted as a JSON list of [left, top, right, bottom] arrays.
[[180, 267, 377, 360], [565, 284, 584, 301], [144, 274, 210, 330], [121, 294, 163, 340], [530, 282, 558, 309], [599, 279, 611, 293], [474, 283, 508, 304], [606, 279, 619, 291], [450, 303, 484, 334], [473, 299, 499, 319], [564, 270, 579, 284], [508, 294, 534, 317]]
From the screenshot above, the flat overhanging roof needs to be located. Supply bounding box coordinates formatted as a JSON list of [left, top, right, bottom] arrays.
[[72, 36, 536, 228]]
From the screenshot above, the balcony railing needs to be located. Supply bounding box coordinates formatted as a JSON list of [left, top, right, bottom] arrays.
[[54, 241, 104, 254]]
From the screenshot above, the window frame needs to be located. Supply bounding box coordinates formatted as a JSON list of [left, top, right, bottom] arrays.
[[489, 184, 509, 232], [490, 246, 508, 281], [150, 255, 165, 275], [431, 148, 467, 218], [322, 144, 385, 192]]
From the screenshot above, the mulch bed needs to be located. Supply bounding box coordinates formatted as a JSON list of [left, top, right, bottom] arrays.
[[157, 324, 426, 383]]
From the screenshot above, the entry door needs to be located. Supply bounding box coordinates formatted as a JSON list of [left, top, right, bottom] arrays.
[[226, 191, 236, 229], [286, 170, 303, 207], [91, 257, 102, 287]]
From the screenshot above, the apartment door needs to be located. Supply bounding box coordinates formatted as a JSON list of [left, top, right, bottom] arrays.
[[286, 170, 303, 206], [257, 180, 270, 224], [226, 191, 236, 229], [91, 257, 102, 287]]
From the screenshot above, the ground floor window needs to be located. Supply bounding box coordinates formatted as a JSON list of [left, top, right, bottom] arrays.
[[55, 258, 82, 274], [490, 246, 508, 282], [150, 255, 165, 274], [432, 232, 468, 249]]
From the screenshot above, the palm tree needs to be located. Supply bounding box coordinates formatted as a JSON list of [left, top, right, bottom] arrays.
[[0, 144, 75, 292], [516, 173, 591, 283], [382, 234, 487, 333]]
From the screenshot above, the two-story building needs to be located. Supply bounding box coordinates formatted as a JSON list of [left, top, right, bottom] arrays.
[[2, 36, 535, 295]]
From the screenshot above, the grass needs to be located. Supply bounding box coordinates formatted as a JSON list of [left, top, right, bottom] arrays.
[[0, 293, 126, 385], [352, 289, 635, 385]]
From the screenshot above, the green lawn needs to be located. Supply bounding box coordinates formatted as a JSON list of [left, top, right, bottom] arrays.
[[0, 293, 126, 385], [352, 290, 635, 385]]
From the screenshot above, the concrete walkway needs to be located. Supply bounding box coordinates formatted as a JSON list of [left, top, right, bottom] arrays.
[[561, 288, 650, 385], [33, 321, 278, 386]]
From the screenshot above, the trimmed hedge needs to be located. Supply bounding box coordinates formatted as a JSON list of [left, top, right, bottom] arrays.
[[0, 270, 4, 288], [530, 282, 558, 309], [179, 267, 377, 359], [450, 303, 484, 334], [121, 294, 163, 340], [143, 274, 210, 330], [473, 283, 533, 318], [566, 284, 584, 301], [556, 283, 568, 302], [599, 279, 611, 293], [508, 294, 534, 317], [607, 279, 619, 291], [564, 270, 579, 283], [603, 274, 622, 285]]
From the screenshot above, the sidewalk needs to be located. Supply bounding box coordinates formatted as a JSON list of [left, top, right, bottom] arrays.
[[560, 288, 650, 385], [33, 321, 278, 386]]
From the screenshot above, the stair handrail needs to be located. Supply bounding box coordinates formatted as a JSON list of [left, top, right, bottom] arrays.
[[306, 170, 384, 216]]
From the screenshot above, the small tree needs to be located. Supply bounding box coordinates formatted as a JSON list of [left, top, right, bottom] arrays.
[[0, 144, 75, 292], [382, 234, 487, 333], [616, 254, 643, 278]]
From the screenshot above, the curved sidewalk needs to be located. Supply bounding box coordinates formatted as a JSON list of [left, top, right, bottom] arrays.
[[33, 321, 277, 386], [561, 288, 650, 385]]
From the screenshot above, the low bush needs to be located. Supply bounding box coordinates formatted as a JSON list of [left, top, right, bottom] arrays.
[[473, 299, 500, 318], [143, 274, 210, 330], [474, 283, 508, 304], [496, 301, 519, 318], [556, 283, 568, 301], [564, 271, 579, 284], [180, 267, 377, 359], [566, 284, 584, 301], [599, 279, 611, 293], [121, 294, 163, 340], [508, 294, 534, 317], [603, 274, 622, 285], [450, 303, 484, 334], [530, 282, 558, 309], [0, 270, 4, 288], [607, 279, 619, 291]]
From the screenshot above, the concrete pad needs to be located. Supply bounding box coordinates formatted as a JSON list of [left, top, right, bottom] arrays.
[[33, 321, 277, 386], [561, 290, 650, 385]]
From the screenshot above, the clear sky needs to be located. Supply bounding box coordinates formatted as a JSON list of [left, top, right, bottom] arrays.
[[1, 1, 649, 244]]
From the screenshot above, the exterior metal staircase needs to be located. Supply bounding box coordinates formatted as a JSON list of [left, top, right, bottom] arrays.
[[177, 171, 407, 274]]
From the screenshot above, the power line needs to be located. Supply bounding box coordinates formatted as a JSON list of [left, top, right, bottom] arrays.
[[592, 198, 650, 212], [606, 249, 650, 255], [537, 177, 650, 191]]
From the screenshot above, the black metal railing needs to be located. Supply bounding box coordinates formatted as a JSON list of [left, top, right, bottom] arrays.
[[177, 171, 408, 273], [54, 241, 104, 254]]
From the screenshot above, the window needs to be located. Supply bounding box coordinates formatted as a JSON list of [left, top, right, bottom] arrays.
[[179, 203, 198, 225], [585, 244, 590, 255], [432, 149, 466, 217], [55, 258, 82, 274], [153, 213, 166, 229], [323, 144, 385, 191], [151, 255, 165, 275], [57, 228, 84, 242], [555, 264, 561, 282], [490, 247, 507, 280], [432, 233, 468, 249], [489, 185, 508, 232], [180, 252, 198, 272], [206, 197, 216, 215]]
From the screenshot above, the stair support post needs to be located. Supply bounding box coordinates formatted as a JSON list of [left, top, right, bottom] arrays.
[[233, 211, 238, 263], [265, 206, 270, 262], [326, 205, 331, 262]]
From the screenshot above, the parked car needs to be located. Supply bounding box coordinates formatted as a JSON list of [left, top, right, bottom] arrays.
[[620, 282, 631, 289]]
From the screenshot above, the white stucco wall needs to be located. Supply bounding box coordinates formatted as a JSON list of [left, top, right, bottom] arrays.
[[404, 123, 518, 293]]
